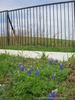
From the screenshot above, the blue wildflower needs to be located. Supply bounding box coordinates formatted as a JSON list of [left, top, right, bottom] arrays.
[[52, 74, 56, 81], [19, 66, 23, 71], [49, 59, 52, 65], [60, 63, 63, 71], [51, 91, 56, 98], [18, 64, 23, 71], [48, 91, 56, 100], [48, 94, 53, 100], [27, 69, 31, 74], [18, 64, 23, 67], [35, 68, 39, 77], [55, 59, 58, 64]]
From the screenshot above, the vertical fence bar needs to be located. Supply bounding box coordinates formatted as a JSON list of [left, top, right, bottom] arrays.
[[1, 13, 2, 48], [19, 10, 21, 46], [38, 7, 39, 46], [74, 1, 75, 49], [57, 4, 59, 47], [2, 13, 3, 48], [30, 8, 32, 45], [0, 13, 1, 49], [35, 8, 36, 45], [68, 3, 70, 47], [13, 11, 16, 46], [12, 11, 14, 46], [27, 9, 29, 45], [10, 12, 12, 46], [46, 6, 48, 47], [64, 3, 66, 48], [53, 4, 55, 47], [40, 7, 42, 46], [39, 7, 41, 46], [26, 9, 27, 45], [3, 12, 5, 48], [43, 6, 45, 46], [49, 5, 52, 47], [20, 10, 22, 47], [9, 12, 11, 45], [6, 11, 10, 46], [24, 9, 26, 45], [3, 12, 4, 48], [60, 4, 62, 47], [72, 3, 74, 49], [36, 7, 38, 45], [21, 10, 23, 46], [16, 10, 18, 47], [33, 8, 35, 45], [18, 10, 19, 46], [46, 6, 48, 46]]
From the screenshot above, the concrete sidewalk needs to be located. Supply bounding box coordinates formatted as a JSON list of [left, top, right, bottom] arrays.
[[0, 49, 75, 61]]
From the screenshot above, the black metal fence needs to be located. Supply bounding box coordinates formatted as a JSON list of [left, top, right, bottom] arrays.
[[0, 1, 75, 50]]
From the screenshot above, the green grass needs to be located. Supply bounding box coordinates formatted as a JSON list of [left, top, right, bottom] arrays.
[[0, 54, 75, 99], [5, 45, 75, 52], [0, 36, 75, 52]]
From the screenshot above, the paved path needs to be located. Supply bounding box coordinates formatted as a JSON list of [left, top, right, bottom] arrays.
[[0, 49, 75, 61]]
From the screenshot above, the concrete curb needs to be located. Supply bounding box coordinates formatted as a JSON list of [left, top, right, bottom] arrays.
[[0, 49, 75, 61]]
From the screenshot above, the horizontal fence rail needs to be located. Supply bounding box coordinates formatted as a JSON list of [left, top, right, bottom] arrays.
[[0, 1, 75, 51]]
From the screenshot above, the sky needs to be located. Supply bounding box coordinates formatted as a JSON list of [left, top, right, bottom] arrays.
[[0, 0, 73, 11]]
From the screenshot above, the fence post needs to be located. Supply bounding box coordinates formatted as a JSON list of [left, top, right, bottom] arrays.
[[74, 2, 75, 49], [6, 10, 10, 45]]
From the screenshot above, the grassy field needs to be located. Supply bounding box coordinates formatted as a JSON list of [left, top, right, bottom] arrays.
[[0, 36, 75, 52], [0, 54, 75, 99]]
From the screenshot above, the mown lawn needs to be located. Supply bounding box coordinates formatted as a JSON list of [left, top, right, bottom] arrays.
[[0, 54, 75, 100]]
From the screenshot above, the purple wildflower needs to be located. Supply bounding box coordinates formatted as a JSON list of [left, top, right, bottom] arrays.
[[55, 59, 58, 64], [18, 64, 22, 67], [48, 91, 56, 100], [60, 63, 63, 71], [35, 68, 39, 77], [48, 94, 53, 100], [51, 91, 56, 98], [49, 59, 52, 65], [18, 64, 23, 71], [27, 69, 31, 74], [52, 74, 56, 81]]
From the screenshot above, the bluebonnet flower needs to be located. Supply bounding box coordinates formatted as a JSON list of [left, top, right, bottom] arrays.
[[51, 91, 56, 98], [55, 59, 58, 64], [48, 91, 56, 100], [49, 59, 52, 65], [60, 63, 63, 71], [48, 94, 52, 100], [52, 74, 56, 81], [27, 69, 31, 74], [18, 64, 22, 67], [18, 64, 23, 71], [35, 68, 39, 77], [2, 85, 7, 91]]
